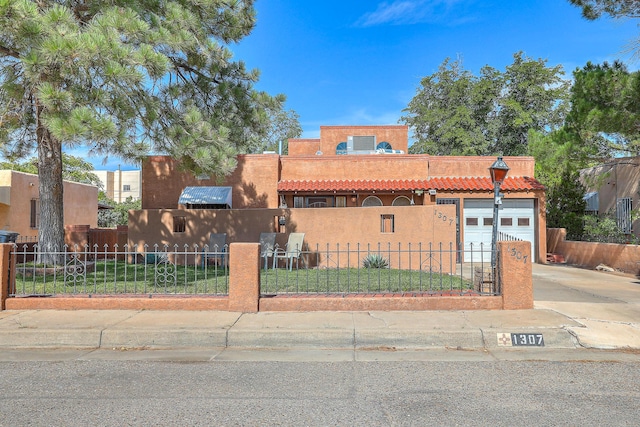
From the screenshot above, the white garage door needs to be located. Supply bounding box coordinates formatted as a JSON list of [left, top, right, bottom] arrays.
[[463, 199, 535, 262]]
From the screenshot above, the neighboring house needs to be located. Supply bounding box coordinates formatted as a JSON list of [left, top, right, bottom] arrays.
[[0, 170, 98, 240], [93, 169, 142, 202], [581, 157, 640, 237], [136, 125, 547, 262]]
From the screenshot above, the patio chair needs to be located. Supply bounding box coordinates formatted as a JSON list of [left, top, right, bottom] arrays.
[[272, 232, 305, 270], [202, 233, 227, 268], [259, 232, 277, 271]]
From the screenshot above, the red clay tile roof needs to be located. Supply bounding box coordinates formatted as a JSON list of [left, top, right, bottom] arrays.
[[277, 176, 544, 192]]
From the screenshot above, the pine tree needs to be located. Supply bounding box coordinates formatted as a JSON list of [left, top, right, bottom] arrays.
[[0, 0, 282, 261]]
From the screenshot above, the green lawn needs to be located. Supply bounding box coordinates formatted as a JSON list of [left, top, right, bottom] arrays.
[[260, 267, 472, 294], [12, 260, 473, 296], [13, 260, 229, 295]]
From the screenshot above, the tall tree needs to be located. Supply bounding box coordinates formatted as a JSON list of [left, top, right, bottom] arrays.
[[401, 52, 570, 156], [0, 0, 283, 260], [250, 105, 302, 155], [566, 61, 640, 158], [401, 57, 501, 155], [528, 129, 588, 238], [494, 52, 571, 156]]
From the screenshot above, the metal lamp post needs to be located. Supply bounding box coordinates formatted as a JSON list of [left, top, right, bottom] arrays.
[[489, 156, 510, 271]]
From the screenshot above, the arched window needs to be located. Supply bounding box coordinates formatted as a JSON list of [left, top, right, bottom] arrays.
[[336, 142, 347, 155], [362, 196, 383, 207], [392, 196, 411, 206], [376, 141, 392, 151]]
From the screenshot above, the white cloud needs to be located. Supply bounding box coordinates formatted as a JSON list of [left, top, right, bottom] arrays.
[[354, 0, 470, 27]]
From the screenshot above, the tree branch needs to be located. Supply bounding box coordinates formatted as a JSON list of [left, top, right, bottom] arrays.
[[0, 44, 20, 59]]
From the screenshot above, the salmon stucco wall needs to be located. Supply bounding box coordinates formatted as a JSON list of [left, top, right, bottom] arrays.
[[547, 227, 640, 275], [142, 155, 281, 210], [280, 155, 430, 181], [428, 156, 536, 178], [288, 125, 409, 156], [0, 170, 98, 239], [129, 204, 457, 271]]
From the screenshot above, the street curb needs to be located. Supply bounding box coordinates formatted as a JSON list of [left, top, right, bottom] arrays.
[[100, 329, 229, 349], [355, 330, 484, 350], [226, 329, 354, 349], [0, 329, 102, 349]]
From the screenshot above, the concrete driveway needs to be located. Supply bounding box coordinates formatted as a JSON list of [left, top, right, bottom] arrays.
[[533, 263, 640, 349]]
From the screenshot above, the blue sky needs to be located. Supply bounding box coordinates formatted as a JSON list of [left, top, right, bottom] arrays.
[[88, 0, 639, 169]]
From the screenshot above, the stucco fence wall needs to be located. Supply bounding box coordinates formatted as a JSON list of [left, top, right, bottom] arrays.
[[547, 228, 640, 275], [1, 241, 533, 311], [128, 205, 459, 272]]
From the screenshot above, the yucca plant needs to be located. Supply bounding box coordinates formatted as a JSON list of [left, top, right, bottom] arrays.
[[362, 254, 389, 269]]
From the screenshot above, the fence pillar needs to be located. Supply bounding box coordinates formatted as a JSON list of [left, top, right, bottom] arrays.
[[65, 224, 90, 250], [228, 243, 260, 313], [498, 241, 533, 310], [0, 243, 14, 310]]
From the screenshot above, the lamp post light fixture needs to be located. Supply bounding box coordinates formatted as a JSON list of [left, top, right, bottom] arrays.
[[489, 156, 510, 272]]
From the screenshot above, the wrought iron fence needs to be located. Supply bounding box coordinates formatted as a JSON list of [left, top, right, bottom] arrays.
[[8, 241, 500, 297], [261, 242, 499, 296], [10, 243, 229, 297]]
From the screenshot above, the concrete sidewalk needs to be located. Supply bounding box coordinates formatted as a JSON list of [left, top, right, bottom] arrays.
[[0, 263, 639, 352]]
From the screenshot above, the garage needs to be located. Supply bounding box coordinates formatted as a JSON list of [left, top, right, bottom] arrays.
[[462, 199, 536, 263]]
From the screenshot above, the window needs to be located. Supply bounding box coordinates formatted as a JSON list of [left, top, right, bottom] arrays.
[[362, 196, 383, 207], [293, 196, 304, 208], [173, 216, 186, 233], [392, 196, 411, 206], [381, 214, 394, 233], [617, 197, 633, 234], [501, 218, 513, 226], [518, 218, 530, 227], [483, 218, 493, 226], [30, 199, 40, 229], [376, 141, 392, 151], [335, 196, 347, 207], [306, 196, 333, 208], [336, 142, 347, 155], [466, 217, 478, 226], [122, 184, 131, 192]]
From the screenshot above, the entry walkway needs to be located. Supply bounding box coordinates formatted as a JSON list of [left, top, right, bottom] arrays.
[[0, 263, 639, 353]]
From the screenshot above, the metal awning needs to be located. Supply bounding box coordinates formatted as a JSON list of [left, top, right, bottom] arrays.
[[178, 186, 232, 208], [583, 191, 599, 211]]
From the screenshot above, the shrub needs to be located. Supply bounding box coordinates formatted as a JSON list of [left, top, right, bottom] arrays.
[[362, 254, 389, 269]]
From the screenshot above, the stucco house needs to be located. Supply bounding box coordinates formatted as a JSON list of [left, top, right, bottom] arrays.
[[581, 157, 640, 238], [0, 170, 99, 241], [134, 125, 546, 263]]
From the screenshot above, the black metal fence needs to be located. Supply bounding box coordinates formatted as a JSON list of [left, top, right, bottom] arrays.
[[262, 242, 499, 296], [10, 243, 229, 297], [8, 242, 500, 297]]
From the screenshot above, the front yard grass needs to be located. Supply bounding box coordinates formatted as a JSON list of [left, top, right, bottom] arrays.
[[12, 260, 473, 296]]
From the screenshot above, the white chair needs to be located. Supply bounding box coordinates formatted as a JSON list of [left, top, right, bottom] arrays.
[[272, 233, 305, 270], [259, 232, 277, 270]]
